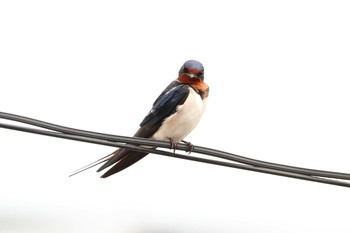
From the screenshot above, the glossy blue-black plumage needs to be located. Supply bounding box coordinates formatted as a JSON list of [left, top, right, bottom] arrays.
[[140, 81, 189, 135], [97, 81, 190, 176]]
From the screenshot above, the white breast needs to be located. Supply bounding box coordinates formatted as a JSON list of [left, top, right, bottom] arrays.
[[152, 87, 207, 142]]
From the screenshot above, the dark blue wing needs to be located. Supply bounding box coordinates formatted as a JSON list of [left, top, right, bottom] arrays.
[[137, 81, 190, 137], [97, 81, 189, 177]]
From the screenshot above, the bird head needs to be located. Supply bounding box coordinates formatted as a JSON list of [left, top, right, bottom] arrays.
[[178, 60, 204, 80], [178, 60, 209, 99]]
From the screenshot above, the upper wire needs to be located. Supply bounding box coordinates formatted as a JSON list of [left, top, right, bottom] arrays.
[[1, 111, 350, 188]]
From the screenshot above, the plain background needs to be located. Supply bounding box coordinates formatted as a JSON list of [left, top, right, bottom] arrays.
[[1, 1, 350, 232]]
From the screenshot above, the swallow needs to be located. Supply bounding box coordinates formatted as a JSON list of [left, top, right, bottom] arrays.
[[71, 60, 209, 178]]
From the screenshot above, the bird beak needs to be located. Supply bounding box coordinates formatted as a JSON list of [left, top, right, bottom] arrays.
[[188, 73, 198, 79]]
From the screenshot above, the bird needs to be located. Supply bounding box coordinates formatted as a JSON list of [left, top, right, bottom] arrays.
[[71, 60, 209, 178]]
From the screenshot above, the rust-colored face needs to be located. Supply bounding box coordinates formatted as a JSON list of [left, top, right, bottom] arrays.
[[178, 73, 209, 99], [177, 60, 208, 99]]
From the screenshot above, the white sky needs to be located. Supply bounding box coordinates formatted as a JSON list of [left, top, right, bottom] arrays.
[[1, 1, 350, 232]]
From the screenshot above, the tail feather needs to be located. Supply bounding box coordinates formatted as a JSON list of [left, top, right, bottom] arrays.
[[96, 148, 126, 172], [70, 143, 151, 178], [69, 153, 114, 177], [100, 151, 148, 178]]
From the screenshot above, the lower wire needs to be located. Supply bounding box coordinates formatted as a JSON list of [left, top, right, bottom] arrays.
[[1, 111, 350, 181], [1, 121, 350, 188]]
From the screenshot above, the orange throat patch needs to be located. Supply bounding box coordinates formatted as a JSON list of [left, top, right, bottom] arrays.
[[178, 74, 209, 99]]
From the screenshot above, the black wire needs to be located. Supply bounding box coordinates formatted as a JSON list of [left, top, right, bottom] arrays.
[[1, 111, 350, 188], [1, 111, 350, 180], [1, 121, 350, 188]]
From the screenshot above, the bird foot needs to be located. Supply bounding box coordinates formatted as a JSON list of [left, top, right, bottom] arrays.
[[168, 138, 178, 153], [181, 140, 194, 153]]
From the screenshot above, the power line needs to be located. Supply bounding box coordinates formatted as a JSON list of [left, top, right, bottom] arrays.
[[1, 111, 350, 188]]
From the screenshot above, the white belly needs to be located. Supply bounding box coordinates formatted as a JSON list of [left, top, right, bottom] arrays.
[[151, 87, 207, 142]]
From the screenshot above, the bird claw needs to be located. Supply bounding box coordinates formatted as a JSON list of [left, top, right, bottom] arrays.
[[182, 140, 194, 153], [168, 138, 178, 153], [168, 138, 194, 153]]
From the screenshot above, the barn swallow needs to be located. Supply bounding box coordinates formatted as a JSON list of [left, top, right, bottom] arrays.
[[72, 60, 209, 178]]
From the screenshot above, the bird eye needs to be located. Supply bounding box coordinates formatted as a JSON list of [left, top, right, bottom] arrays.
[[183, 67, 188, 73], [197, 71, 203, 77]]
